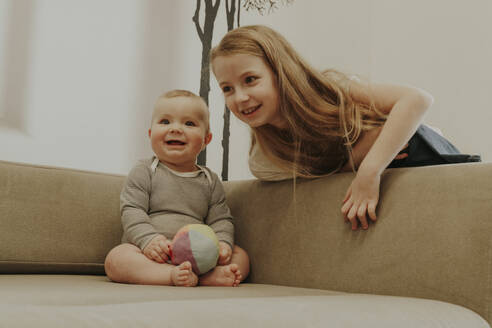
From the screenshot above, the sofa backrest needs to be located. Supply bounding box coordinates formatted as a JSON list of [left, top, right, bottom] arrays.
[[223, 163, 492, 324]]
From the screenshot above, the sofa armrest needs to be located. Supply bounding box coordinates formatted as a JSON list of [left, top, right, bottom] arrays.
[[0, 160, 125, 274], [224, 163, 492, 323]]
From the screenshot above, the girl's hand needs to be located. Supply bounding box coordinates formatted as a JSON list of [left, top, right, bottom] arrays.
[[218, 242, 232, 265], [143, 234, 171, 263], [394, 143, 409, 160], [341, 171, 381, 230]]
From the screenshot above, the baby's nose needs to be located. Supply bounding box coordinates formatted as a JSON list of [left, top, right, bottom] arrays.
[[169, 125, 183, 133]]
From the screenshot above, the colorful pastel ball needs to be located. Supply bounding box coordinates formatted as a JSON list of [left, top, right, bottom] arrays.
[[170, 224, 219, 275]]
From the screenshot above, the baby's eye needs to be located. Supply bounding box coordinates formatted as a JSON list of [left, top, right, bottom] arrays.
[[185, 121, 196, 127], [159, 119, 170, 124], [245, 76, 257, 84], [221, 86, 232, 93]]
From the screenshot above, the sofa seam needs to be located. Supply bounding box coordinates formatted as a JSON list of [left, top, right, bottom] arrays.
[[0, 260, 103, 266], [486, 237, 491, 323], [0, 160, 125, 178]]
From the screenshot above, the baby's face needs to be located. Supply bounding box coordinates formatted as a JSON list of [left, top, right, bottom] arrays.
[[149, 96, 211, 172]]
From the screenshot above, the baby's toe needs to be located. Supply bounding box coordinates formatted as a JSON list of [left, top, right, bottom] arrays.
[[177, 274, 189, 281], [179, 261, 192, 270]]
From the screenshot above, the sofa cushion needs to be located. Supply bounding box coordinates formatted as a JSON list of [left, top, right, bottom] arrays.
[[0, 275, 488, 328]]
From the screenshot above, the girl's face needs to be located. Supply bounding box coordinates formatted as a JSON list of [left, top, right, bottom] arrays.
[[212, 54, 286, 129]]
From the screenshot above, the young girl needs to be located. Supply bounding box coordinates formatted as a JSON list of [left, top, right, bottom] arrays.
[[210, 25, 480, 231]]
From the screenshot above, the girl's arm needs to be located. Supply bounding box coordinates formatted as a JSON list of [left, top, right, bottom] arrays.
[[341, 81, 434, 230]]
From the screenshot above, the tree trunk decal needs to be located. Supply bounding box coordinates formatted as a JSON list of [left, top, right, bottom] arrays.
[[221, 0, 241, 181], [193, 0, 221, 166]]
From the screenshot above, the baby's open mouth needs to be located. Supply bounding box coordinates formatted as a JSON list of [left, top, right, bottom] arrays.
[[166, 140, 185, 145]]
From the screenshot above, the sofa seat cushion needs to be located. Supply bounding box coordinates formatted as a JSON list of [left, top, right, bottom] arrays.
[[1, 275, 488, 328]]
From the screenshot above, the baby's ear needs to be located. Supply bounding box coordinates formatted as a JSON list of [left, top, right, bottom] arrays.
[[148, 128, 152, 138], [204, 132, 212, 146]]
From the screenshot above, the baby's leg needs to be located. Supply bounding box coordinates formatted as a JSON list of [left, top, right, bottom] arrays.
[[199, 245, 250, 287], [104, 243, 197, 286]]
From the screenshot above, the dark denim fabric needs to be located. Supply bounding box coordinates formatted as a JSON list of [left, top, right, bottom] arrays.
[[388, 125, 481, 168]]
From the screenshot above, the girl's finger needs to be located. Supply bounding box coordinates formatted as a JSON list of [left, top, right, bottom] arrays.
[[357, 205, 369, 229], [368, 202, 377, 221], [347, 204, 358, 222], [395, 153, 408, 160], [351, 217, 358, 230], [343, 188, 352, 203], [341, 199, 352, 215]]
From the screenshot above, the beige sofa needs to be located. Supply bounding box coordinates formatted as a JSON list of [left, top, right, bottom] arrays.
[[1, 159, 491, 327]]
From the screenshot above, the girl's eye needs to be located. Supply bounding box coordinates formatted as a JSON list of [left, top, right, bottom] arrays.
[[185, 121, 196, 127], [160, 119, 169, 124], [222, 86, 232, 93], [245, 76, 257, 84]]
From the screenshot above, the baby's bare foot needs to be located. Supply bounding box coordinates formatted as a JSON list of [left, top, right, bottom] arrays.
[[199, 264, 242, 287], [171, 261, 198, 287]]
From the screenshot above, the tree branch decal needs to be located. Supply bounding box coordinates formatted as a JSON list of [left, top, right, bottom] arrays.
[[243, 0, 293, 15]]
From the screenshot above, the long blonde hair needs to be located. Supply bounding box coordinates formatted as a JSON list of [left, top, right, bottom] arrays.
[[211, 25, 386, 177]]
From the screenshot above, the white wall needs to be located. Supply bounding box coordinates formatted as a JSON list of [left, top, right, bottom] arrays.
[[235, 0, 492, 160], [0, 0, 178, 174], [1, 0, 490, 180]]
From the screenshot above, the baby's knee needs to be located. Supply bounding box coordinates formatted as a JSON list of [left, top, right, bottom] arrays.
[[104, 244, 137, 281], [233, 245, 250, 266], [233, 245, 249, 259], [104, 246, 120, 281]]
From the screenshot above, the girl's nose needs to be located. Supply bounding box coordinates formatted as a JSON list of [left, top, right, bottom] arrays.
[[235, 88, 250, 102]]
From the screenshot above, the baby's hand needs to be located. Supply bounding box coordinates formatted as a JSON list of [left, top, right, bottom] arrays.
[[143, 234, 171, 263], [217, 242, 232, 265], [341, 171, 380, 230]]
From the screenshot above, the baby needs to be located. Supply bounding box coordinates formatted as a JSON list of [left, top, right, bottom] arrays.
[[104, 90, 249, 287]]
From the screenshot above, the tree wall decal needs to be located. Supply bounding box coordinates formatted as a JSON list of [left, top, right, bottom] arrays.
[[193, 0, 221, 166]]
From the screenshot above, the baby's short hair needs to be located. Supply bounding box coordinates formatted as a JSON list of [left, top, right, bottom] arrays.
[[162, 89, 201, 99], [154, 89, 210, 132]]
